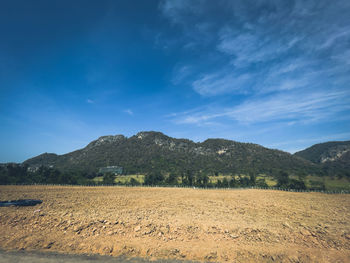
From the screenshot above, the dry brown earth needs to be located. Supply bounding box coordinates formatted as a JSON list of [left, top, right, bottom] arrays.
[[0, 186, 349, 262]]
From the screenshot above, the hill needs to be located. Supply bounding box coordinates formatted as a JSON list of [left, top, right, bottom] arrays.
[[24, 131, 319, 176], [294, 141, 350, 176]]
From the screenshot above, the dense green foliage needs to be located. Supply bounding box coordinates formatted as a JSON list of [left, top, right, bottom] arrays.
[[2, 132, 348, 189], [144, 171, 165, 185], [102, 173, 116, 185], [0, 164, 95, 185], [139, 170, 309, 189], [275, 171, 306, 190], [0, 163, 343, 191], [23, 131, 321, 177], [294, 141, 350, 163], [294, 141, 350, 177]]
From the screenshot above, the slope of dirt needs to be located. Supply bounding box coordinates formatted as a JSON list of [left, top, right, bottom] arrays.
[[0, 186, 349, 262]]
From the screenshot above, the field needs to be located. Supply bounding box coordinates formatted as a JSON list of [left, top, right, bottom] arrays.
[[0, 186, 349, 262]]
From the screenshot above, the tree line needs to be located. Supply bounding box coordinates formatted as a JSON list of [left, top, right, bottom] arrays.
[[0, 164, 96, 185], [0, 163, 322, 191], [104, 170, 311, 190]]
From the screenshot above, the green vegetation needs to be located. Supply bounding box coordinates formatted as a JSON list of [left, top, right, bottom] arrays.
[[294, 141, 350, 163], [23, 131, 324, 177], [95, 170, 349, 191], [2, 133, 350, 191], [93, 174, 145, 184], [102, 173, 116, 185], [294, 141, 350, 178], [0, 164, 96, 185], [1, 163, 349, 191]]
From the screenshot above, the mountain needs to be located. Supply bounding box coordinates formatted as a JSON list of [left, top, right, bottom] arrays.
[[294, 141, 350, 176], [23, 131, 320, 176]]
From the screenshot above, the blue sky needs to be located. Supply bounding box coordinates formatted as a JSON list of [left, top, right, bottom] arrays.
[[1, 0, 350, 162]]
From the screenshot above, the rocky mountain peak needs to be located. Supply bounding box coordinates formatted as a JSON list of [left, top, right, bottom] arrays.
[[23, 131, 333, 176], [320, 144, 350, 163], [135, 131, 167, 139], [87, 135, 126, 148], [295, 141, 350, 164]]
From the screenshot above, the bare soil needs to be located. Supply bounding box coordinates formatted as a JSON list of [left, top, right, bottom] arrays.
[[0, 186, 349, 262]]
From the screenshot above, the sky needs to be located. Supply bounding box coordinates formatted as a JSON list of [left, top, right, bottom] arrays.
[[1, 0, 350, 162]]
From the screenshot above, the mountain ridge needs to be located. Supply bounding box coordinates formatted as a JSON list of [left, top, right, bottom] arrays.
[[23, 131, 322, 176], [294, 140, 350, 176]]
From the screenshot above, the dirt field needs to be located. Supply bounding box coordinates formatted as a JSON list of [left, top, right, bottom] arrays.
[[0, 186, 349, 262]]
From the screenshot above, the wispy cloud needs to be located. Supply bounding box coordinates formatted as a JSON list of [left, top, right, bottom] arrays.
[[160, 0, 350, 97], [159, 0, 199, 26], [159, 0, 350, 149], [86, 99, 94, 104], [332, 49, 350, 66], [123, 109, 133, 116], [229, 91, 350, 124], [267, 132, 350, 153], [171, 90, 350, 125], [268, 132, 350, 148], [217, 28, 298, 68], [318, 26, 350, 50], [171, 65, 192, 85], [192, 70, 253, 96]]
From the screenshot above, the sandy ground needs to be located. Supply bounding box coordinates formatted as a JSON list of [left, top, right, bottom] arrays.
[[0, 186, 349, 262]]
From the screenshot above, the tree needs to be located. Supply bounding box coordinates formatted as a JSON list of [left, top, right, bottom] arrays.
[[102, 172, 116, 185], [249, 173, 256, 186], [256, 178, 268, 187], [288, 179, 306, 190], [195, 173, 209, 187], [222, 177, 229, 188], [0, 166, 10, 185], [185, 170, 194, 186], [202, 174, 209, 186], [6, 164, 28, 184], [229, 177, 237, 188], [165, 173, 178, 185], [144, 171, 164, 185], [276, 171, 289, 188], [129, 177, 140, 186], [180, 171, 185, 185], [239, 176, 250, 187], [216, 179, 222, 188]]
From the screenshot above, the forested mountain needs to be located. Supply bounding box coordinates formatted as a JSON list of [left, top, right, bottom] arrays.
[[294, 141, 350, 176], [23, 131, 319, 176]]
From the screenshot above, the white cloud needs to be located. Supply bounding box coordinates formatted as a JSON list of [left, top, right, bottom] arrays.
[[160, 0, 350, 97], [332, 49, 350, 66], [191, 56, 321, 96], [123, 109, 133, 116], [171, 65, 192, 85], [171, 90, 350, 125], [217, 29, 295, 68], [268, 132, 350, 148], [160, 0, 203, 26], [269, 58, 313, 76], [260, 76, 310, 93], [192, 70, 252, 96], [86, 99, 94, 104], [160, 0, 350, 135], [175, 113, 217, 125], [318, 26, 350, 50], [267, 132, 350, 153], [228, 91, 350, 124]]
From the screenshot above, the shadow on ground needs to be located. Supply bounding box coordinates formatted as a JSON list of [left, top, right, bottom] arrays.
[[0, 249, 197, 263]]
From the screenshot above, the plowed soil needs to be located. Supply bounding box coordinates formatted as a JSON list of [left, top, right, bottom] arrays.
[[0, 186, 349, 262]]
